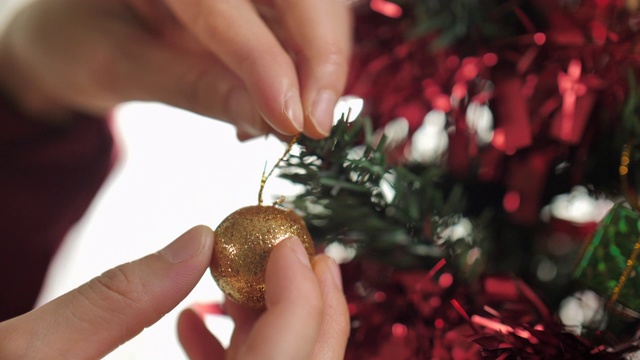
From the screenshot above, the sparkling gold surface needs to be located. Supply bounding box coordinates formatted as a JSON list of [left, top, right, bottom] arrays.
[[211, 205, 314, 308]]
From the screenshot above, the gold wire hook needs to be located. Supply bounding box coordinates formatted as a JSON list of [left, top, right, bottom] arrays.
[[258, 134, 300, 205]]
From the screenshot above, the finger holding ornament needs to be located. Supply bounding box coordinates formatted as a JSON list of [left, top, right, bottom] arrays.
[[163, 0, 304, 136], [216, 300, 263, 360], [310, 254, 350, 360], [237, 237, 323, 359], [206, 132, 348, 357], [186, 237, 348, 359], [177, 308, 225, 360], [206, 237, 323, 359], [218, 253, 348, 360]]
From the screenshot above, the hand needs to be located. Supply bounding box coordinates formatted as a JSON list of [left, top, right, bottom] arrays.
[[0, 225, 214, 359], [178, 237, 350, 360], [0, 0, 352, 139]]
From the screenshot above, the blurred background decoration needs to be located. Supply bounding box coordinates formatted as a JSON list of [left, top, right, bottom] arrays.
[[278, 0, 640, 358]]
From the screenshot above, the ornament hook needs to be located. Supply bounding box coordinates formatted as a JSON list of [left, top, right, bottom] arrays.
[[258, 134, 300, 205]]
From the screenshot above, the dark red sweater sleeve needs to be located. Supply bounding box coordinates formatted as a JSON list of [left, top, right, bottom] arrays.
[[0, 99, 115, 321]]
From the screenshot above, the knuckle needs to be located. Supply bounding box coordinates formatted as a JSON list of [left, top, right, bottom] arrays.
[[317, 46, 350, 78], [69, 264, 146, 340], [182, 65, 212, 109], [320, 45, 349, 66], [70, 43, 127, 105], [298, 41, 349, 69], [177, 60, 248, 122], [83, 264, 146, 315], [236, 53, 263, 81], [82, 46, 121, 92], [177, 63, 224, 116]]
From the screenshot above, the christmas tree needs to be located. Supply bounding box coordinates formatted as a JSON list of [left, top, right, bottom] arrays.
[[278, 1, 640, 358]]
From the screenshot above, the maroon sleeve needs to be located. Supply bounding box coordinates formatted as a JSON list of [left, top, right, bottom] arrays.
[[0, 98, 116, 321]]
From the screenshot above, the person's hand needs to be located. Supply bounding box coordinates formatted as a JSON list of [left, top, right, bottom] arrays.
[[0, 225, 214, 359], [0, 0, 352, 139], [0, 227, 349, 359], [178, 236, 350, 360]]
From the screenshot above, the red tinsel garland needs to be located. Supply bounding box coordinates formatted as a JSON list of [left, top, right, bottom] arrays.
[[345, 0, 640, 225], [343, 260, 639, 359], [337, 1, 640, 358]]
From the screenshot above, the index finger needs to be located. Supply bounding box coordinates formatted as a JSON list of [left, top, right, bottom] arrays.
[[270, 0, 353, 138], [163, 0, 304, 136], [0, 226, 214, 359]]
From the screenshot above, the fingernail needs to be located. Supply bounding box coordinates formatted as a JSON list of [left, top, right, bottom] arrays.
[[285, 236, 311, 268], [327, 257, 343, 291], [310, 90, 337, 136], [283, 91, 304, 132], [160, 226, 208, 263]]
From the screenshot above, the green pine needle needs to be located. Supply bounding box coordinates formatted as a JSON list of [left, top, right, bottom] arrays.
[[279, 116, 485, 272]]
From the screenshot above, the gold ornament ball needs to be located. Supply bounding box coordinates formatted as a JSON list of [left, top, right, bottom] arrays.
[[211, 205, 314, 308]]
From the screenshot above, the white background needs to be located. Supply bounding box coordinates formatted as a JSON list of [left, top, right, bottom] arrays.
[[36, 102, 299, 359]]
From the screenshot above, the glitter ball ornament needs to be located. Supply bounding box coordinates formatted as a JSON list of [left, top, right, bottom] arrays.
[[211, 204, 314, 308], [210, 134, 313, 308]]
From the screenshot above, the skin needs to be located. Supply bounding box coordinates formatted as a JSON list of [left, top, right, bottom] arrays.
[[0, 0, 353, 139], [0, 228, 350, 359], [0, 0, 353, 357], [180, 236, 350, 360]]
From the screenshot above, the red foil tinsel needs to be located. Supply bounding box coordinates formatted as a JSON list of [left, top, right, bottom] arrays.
[[346, 0, 640, 225], [339, 1, 640, 357], [342, 260, 639, 359]]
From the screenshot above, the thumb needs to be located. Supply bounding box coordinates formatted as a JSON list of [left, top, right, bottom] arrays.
[[0, 225, 214, 360], [238, 237, 324, 360]]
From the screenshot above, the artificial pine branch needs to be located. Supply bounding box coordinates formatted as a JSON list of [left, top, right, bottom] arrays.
[[280, 116, 486, 272]]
